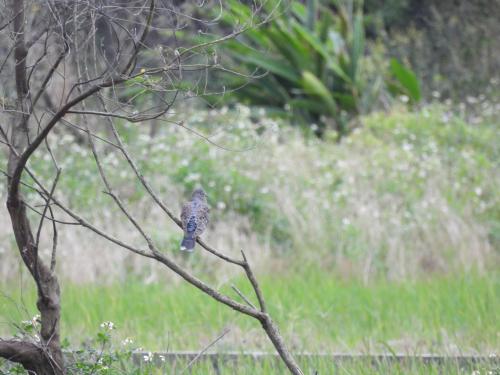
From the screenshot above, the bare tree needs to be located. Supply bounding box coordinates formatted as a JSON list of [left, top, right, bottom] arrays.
[[0, 0, 303, 374]]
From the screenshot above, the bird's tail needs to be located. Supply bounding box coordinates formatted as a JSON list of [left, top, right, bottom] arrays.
[[180, 234, 196, 252]]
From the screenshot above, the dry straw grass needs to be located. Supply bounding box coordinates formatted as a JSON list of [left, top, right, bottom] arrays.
[[0, 106, 498, 284]]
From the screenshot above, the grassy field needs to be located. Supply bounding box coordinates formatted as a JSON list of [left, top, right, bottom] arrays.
[[1, 105, 499, 373], [1, 105, 498, 284], [1, 270, 498, 354], [69, 355, 499, 375]]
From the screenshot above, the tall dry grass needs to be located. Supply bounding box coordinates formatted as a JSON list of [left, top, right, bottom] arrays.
[[0, 105, 498, 284]]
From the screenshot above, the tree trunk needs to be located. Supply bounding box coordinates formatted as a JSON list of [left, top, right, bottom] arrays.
[[1, 0, 66, 373]]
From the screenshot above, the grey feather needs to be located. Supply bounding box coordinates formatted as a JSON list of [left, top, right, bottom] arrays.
[[180, 187, 210, 251]]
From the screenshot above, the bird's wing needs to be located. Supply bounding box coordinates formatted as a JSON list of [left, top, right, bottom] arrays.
[[194, 203, 210, 237], [180, 202, 192, 231]]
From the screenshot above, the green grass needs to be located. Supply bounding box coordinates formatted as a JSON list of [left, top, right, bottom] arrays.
[[90, 356, 499, 375], [1, 105, 499, 373], [1, 270, 498, 353], [3, 354, 496, 374]]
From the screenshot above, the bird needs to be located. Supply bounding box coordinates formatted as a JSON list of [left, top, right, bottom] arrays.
[[180, 187, 210, 251]]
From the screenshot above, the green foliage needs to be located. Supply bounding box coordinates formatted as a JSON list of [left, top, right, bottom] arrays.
[[69, 323, 135, 375], [1, 272, 498, 354], [363, 0, 413, 31], [0, 319, 154, 374], [372, 0, 500, 97], [386, 58, 421, 104], [217, 0, 372, 137]]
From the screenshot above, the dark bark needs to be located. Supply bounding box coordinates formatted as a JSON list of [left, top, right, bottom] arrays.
[[0, 340, 50, 374], [1, 0, 65, 373]]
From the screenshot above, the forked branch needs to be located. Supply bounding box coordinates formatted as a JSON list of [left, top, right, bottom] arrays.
[[0, 0, 304, 373]]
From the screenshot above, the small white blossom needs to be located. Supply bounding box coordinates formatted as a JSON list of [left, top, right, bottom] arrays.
[[100, 321, 115, 331], [122, 337, 134, 346], [143, 352, 153, 362], [185, 173, 201, 182], [431, 91, 441, 99]]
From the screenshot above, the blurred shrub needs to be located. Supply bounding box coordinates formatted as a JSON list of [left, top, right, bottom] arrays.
[[366, 0, 500, 97], [210, 0, 422, 138], [215, 0, 374, 138]]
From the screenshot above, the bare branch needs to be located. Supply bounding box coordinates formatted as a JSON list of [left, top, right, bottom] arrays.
[[31, 49, 68, 110], [8, 0, 157, 200], [35, 168, 61, 249], [241, 250, 267, 313], [48, 205, 59, 273], [151, 251, 264, 319], [0, 339, 42, 372], [122, 0, 155, 75], [83, 115, 156, 252]]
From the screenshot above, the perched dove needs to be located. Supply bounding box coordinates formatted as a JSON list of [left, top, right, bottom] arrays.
[[180, 187, 210, 251]]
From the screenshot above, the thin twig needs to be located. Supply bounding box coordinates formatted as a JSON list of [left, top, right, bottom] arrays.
[[231, 285, 257, 310], [48, 205, 58, 272], [179, 329, 230, 375], [35, 168, 61, 249]]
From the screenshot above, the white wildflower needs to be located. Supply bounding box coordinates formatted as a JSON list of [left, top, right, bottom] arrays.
[[122, 337, 133, 346], [185, 173, 201, 182], [143, 352, 153, 362], [100, 321, 115, 331]]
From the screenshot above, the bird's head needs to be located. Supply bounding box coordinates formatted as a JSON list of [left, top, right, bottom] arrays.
[[191, 187, 207, 200]]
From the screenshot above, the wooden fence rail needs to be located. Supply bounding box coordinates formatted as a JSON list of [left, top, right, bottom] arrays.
[[127, 351, 498, 369]]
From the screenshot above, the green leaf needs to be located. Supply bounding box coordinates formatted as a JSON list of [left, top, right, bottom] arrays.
[[290, 98, 326, 114], [301, 71, 337, 115], [332, 92, 357, 111], [389, 58, 421, 103], [267, 26, 309, 69], [232, 51, 300, 83], [291, 21, 351, 82], [350, 11, 365, 82], [306, 0, 317, 31]]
